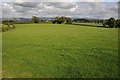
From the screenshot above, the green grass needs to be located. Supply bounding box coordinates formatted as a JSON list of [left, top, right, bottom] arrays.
[[0, 24, 2, 78], [2, 23, 118, 78]]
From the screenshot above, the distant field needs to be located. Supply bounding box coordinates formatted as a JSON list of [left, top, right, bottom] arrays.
[[2, 23, 118, 78]]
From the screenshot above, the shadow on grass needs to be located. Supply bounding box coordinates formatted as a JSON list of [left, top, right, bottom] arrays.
[[72, 23, 105, 28]]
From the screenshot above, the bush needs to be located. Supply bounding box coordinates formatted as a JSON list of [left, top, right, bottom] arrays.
[[2, 20, 15, 32], [116, 19, 120, 28], [107, 17, 116, 28], [53, 16, 72, 24], [103, 17, 118, 28]]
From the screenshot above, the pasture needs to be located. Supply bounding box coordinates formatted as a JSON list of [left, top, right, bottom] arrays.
[[2, 23, 118, 78]]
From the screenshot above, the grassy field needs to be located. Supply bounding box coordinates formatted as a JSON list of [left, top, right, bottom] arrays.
[[2, 23, 118, 78], [0, 24, 2, 78]]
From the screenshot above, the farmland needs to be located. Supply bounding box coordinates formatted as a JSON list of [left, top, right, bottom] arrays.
[[2, 23, 118, 78]]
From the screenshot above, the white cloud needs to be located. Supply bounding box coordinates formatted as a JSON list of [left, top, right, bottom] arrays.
[[1, 0, 119, 2], [70, 7, 76, 12], [2, 2, 118, 19]]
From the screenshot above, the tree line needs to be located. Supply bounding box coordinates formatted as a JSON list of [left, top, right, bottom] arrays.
[[32, 16, 72, 24], [2, 16, 120, 28], [103, 17, 120, 28], [73, 17, 120, 28]]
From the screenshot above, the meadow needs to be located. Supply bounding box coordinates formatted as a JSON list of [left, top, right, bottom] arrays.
[[2, 23, 118, 78]]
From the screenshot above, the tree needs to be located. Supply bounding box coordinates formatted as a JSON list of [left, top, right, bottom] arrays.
[[2, 20, 13, 25], [32, 16, 39, 23], [106, 17, 116, 28], [102, 20, 108, 28], [53, 16, 72, 24], [66, 17, 72, 24], [2, 20, 15, 28], [116, 19, 120, 28], [2, 20, 15, 32], [102, 18, 116, 28]]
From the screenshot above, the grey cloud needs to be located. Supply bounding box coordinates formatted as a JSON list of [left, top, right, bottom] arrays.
[[2, 2, 118, 19], [44, 2, 76, 9], [14, 2, 39, 8]]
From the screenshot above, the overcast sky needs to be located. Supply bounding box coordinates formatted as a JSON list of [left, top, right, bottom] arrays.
[[0, 0, 119, 19]]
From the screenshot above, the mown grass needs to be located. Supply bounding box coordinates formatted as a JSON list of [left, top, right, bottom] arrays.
[[2, 23, 118, 78], [0, 24, 2, 78]]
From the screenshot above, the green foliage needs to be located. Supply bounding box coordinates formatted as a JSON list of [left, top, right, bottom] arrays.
[[2, 20, 15, 32], [32, 16, 39, 23], [73, 19, 104, 24], [2, 24, 15, 32], [103, 17, 119, 28], [3, 23, 118, 78], [116, 19, 120, 28], [66, 17, 72, 24], [106, 17, 116, 28], [2, 25, 9, 32], [2, 20, 14, 25], [53, 16, 72, 24]]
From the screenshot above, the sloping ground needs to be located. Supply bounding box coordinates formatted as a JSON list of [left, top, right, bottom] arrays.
[[2, 24, 118, 78]]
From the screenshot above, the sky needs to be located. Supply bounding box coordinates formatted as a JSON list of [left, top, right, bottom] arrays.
[[0, 0, 120, 19]]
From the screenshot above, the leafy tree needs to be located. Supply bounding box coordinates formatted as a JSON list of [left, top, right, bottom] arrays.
[[53, 16, 72, 24], [102, 18, 116, 28], [102, 20, 108, 28], [2, 20, 15, 32], [2, 20, 13, 25], [116, 19, 120, 28], [106, 17, 116, 28], [66, 17, 72, 24], [32, 16, 39, 23], [2, 20, 15, 28]]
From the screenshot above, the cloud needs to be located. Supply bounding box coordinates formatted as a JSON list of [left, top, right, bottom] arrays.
[[32, 0, 119, 2], [2, 2, 118, 19], [1, 0, 119, 2], [14, 2, 39, 8], [44, 2, 76, 9]]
